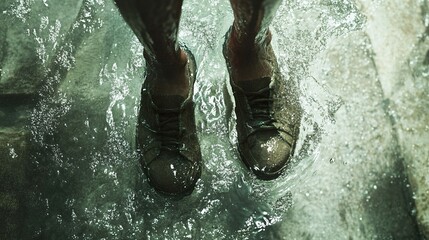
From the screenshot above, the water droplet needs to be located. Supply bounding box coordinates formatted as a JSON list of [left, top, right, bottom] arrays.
[[9, 148, 18, 159]]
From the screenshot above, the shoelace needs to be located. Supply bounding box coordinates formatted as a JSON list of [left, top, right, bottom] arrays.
[[243, 86, 294, 147], [246, 86, 277, 130], [142, 100, 196, 166], [155, 109, 182, 151]]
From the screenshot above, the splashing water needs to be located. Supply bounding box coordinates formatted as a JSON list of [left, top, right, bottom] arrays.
[[2, 0, 426, 239]]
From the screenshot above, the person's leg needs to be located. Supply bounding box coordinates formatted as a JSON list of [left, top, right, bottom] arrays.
[[227, 0, 282, 84], [225, 0, 297, 180], [114, 0, 202, 195], [114, 0, 189, 96]]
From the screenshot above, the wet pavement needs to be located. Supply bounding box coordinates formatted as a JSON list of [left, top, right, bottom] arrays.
[[0, 0, 428, 239]]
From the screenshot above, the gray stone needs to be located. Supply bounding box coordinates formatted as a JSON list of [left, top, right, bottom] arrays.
[[358, 0, 424, 98], [0, 128, 29, 240], [0, 0, 82, 96], [392, 40, 429, 238], [358, 0, 429, 237], [276, 30, 421, 239], [0, 19, 42, 96]]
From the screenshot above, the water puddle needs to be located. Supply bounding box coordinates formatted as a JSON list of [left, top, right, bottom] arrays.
[[6, 0, 408, 239]]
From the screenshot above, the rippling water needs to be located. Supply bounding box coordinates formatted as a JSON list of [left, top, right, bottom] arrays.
[[2, 0, 426, 239]]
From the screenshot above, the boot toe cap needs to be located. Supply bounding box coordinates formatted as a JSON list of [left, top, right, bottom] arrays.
[[244, 132, 293, 179], [146, 151, 200, 195]]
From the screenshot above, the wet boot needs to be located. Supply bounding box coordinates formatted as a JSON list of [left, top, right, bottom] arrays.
[[223, 29, 298, 180], [136, 48, 202, 196]]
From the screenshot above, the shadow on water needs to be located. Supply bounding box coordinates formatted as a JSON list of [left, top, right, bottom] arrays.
[[360, 147, 422, 239]]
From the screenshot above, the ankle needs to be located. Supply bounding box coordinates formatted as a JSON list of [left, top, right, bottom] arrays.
[[229, 25, 272, 55], [144, 48, 188, 72], [146, 49, 191, 97], [226, 27, 274, 83]]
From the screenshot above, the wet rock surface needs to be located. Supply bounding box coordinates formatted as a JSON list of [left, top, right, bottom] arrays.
[[0, 0, 428, 239], [0, 128, 30, 240], [359, 0, 429, 237], [0, 0, 82, 96], [393, 39, 429, 238], [282, 30, 422, 239]]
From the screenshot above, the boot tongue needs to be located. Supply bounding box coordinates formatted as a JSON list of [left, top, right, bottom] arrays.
[[236, 77, 271, 93], [152, 95, 185, 109], [151, 95, 184, 144], [237, 77, 272, 122]]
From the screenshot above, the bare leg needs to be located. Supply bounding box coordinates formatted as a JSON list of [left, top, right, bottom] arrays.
[[114, 0, 189, 96], [227, 0, 282, 84]]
